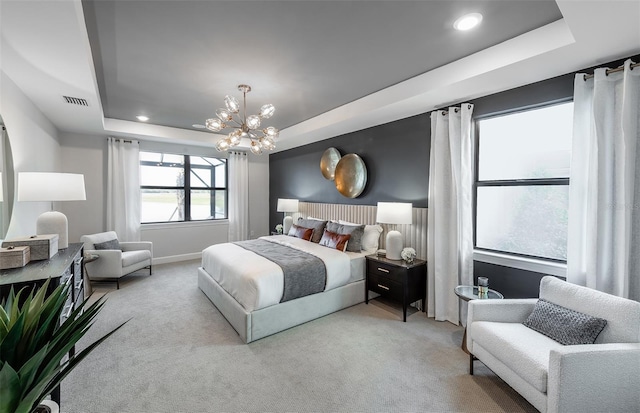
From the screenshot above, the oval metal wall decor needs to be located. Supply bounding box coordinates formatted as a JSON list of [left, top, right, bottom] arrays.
[[320, 147, 341, 180], [334, 153, 367, 198]]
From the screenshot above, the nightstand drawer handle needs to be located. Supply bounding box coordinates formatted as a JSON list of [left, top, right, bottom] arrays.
[[377, 267, 390, 273], [377, 284, 390, 290]]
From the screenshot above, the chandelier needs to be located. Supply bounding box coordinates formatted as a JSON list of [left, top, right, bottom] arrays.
[[205, 84, 278, 155]]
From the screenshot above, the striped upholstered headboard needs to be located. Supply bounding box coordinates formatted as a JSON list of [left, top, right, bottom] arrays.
[[292, 202, 427, 260]]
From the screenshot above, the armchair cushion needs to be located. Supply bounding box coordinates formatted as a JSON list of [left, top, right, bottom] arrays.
[[524, 299, 608, 345], [470, 321, 564, 393], [94, 238, 121, 250], [122, 250, 151, 267]]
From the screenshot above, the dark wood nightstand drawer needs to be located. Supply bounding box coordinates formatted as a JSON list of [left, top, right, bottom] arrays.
[[368, 273, 403, 300], [367, 260, 401, 280]]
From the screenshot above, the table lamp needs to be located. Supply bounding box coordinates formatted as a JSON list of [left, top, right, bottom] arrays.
[[376, 202, 413, 260], [277, 198, 299, 234], [18, 172, 86, 249]]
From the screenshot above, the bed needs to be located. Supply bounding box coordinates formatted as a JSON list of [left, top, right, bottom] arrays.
[[198, 219, 382, 343]]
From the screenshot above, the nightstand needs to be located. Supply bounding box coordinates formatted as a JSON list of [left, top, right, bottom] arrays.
[[365, 255, 427, 322]]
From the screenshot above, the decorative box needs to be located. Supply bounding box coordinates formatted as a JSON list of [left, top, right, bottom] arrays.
[[2, 234, 59, 261], [0, 246, 31, 270]]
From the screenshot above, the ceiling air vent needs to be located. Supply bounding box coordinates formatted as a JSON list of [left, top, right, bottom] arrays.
[[62, 96, 89, 107]]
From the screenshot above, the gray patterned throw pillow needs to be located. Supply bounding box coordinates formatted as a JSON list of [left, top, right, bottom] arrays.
[[523, 299, 607, 345], [94, 239, 121, 250], [296, 218, 327, 243], [325, 222, 365, 252]]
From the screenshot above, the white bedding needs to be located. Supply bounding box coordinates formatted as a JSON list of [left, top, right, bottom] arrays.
[[201, 235, 367, 312]]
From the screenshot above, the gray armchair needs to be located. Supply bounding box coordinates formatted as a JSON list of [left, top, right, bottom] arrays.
[[80, 231, 152, 289]]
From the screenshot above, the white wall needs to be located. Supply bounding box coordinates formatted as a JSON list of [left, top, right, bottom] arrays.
[[58, 134, 270, 262], [59, 133, 105, 242], [0, 70, 62, 239]]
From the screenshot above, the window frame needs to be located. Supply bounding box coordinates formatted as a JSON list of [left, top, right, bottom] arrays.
[[140, 152, 228, 224], [472, 100, 572, 263]]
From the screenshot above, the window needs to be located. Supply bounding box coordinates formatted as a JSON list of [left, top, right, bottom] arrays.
[[140, 152, 227, 223], [474, 102, 573, 261]]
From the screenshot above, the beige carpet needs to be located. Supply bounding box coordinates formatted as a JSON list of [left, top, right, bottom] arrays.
[[62, 260, 536, 413]]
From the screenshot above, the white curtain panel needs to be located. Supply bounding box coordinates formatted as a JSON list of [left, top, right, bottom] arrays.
[[228, 151, 249, 242], [567, 59, 640, 300], [107, 138, 141, 242], [427, 104, 474, 324]]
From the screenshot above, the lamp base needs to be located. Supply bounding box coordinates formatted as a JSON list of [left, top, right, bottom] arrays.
[[37, 211, 68, 249], [283, 215, 293, 235], [385, 230, 403, 260]]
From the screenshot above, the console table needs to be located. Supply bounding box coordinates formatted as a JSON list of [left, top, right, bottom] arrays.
[[0, 242, 84, 407]]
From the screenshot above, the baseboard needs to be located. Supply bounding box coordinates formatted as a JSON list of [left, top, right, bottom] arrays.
[[153, 252, 201, 265]]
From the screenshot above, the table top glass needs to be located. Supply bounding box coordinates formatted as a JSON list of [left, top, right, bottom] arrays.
[[454, 285, 504, 301]]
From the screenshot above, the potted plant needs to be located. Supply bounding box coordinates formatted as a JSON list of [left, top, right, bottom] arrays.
[[0, 279, 127, 413]]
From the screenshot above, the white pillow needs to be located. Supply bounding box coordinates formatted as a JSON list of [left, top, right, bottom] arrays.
[[362, 225, 383, 252], [338, 220, 382, 253]]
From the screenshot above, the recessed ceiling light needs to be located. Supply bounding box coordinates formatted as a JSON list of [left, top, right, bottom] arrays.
[[453, 13, 483, 31], [136, 115, 149, 122], [192, 124, 206, 129]]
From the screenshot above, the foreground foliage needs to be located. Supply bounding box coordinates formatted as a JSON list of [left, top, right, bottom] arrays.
[[0, 279, 126, 413]]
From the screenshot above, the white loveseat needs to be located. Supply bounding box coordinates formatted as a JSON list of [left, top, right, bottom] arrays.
[[467, 276, 640, 413]]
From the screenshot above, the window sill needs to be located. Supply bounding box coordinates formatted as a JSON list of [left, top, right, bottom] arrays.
[[141, 220, 229, 231], [473, 250, 566, 278]]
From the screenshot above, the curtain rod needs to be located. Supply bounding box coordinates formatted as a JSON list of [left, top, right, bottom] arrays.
[[440, 103, 472, 115], [583, 61, 638, 81], [108, 137, 133, 143]]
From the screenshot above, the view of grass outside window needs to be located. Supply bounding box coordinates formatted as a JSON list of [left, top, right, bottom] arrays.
[[140, 152, 227, 223], [475, 101, 573, 261]]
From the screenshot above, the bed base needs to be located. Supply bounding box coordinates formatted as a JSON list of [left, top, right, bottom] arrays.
[[198, 267, 365, 343]]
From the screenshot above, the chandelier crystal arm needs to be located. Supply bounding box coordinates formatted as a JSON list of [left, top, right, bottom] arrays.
[[228, 118, 243, 127]]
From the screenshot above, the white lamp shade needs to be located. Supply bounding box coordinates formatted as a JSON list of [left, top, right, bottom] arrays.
[[18, 172, 86, 202], [277, 198, 299, 213], [376, 202, 413, 224]]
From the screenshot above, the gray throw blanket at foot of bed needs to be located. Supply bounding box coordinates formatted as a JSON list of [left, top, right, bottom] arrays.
[[234, 239, 327, 302]]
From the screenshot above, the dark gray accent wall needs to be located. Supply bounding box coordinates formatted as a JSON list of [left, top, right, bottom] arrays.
[[269, 113, 430, 228], [269, 54, 639, 299], [473, 262, 564, 299]]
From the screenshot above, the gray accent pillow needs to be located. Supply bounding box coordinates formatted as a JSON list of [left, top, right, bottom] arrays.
[[523, 299, 607, 345], [296, 218, 327, 243], [325, 222, 365, 252], [94, 239, 121, 250]]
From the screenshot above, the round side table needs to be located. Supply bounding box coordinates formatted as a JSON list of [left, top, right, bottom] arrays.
[[454, 285, 504, 301], [454, 284, 504, 353]]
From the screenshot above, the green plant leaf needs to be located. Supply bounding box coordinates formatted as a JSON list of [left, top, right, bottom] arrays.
[[0, 309, 27, 368], [16, 344, 50, 399], [7, 288, 25, 330], [0, 362, 21, 413], [25, 286, 67, 359], [0, 309, 9, 341], [44, 296, 107, 359]]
